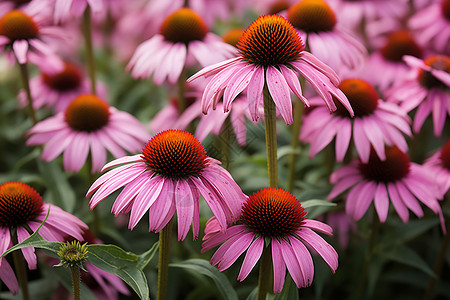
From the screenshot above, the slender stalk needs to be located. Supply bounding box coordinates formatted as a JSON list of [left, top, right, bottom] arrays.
[[219, 117, 232, 170], [423, 195, 450, 300], [177, 68, 187, 114], [17, 62, 37, 124], [82, 5, 96, 94], [157, 219, 173, 300], [287, 101, 303, 192], [256, 246, 273, 300], [70, 266, 81, 300], [263, 83, 278, 188], [11, 229, 30, 300], [355, 211, 380, 300]]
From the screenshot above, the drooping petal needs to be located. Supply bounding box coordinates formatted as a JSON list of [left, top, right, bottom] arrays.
[[237, 236, 264, 281], [271, 239, 287, 293], [298, 228, 338, 273], [266, 66, 293, 124], [175, 179, 195, 241], [289, 236, 314, 287], [373, 183, 389, 222]]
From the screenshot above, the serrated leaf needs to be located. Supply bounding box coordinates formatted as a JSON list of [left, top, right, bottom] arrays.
[[170, 258, 238, 300], [379, 244, 435, 277], [86, 244, 149, 300]]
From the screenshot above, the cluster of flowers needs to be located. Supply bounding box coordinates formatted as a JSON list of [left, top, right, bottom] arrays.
[[0, 0, 448, 298]]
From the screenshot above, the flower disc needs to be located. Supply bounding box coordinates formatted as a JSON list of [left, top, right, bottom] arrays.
[[359, 146, 410, 183], [42, 63, 82, 92], [222, 28, 244, 47], [440, 140, 450, 171], [418, 55, 450, 89], [380, 30, 422, 62], [0, 10, 38, 41], [288, 0, 337, 33], [160, 8, 208, 44], [142, 130, 208, 179], [0, 182, 43, 227], [240, 188, 306, 237], [442, 0, 450, 20], [334, 79, 378, 118], [237, 15, 305, 67], [65, 94, 110, 132]]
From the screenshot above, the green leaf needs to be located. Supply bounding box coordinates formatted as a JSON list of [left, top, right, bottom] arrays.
[[87, 244, 150, 300], [170, 258, 239, 300], [274, 275, 298, 300], [379, 244, 435, 277], [300, 199, 336, 209], [381, 218, 439, 246], [137, 241, 159, 270]]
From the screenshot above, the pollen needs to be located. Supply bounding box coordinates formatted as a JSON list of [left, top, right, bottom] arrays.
[[334, 79, 379, 118], [0, 182, 43, 228], [141, 130, 208, 179], [240, 188, 306, 238], [380, 30, 422, 62], [418, 55, 450, 89], [42, 63, 82, 92], [440, 140, 450, 171], [160, 8, 208, 44], [0, 10, 38, 41], [359, 146, 410, 183], [64, 94, 110, 132], [287, 0, 337, 33], [237, 15, 304, 67]]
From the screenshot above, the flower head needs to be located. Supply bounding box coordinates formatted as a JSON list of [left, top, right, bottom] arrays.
[[424, 140, 450, 197], [26, 94, 150, 173], [56, 241, 88, 270], [202, 187, 338, 293], [0, 181, 88, 294], [127, 8, 236, 85], [87, 129, 246, 241], [301, 78, 411, 163], [328, 146, 443, 223]]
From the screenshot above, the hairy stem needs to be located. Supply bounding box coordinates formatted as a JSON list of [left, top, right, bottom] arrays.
[[157, 219, 173, 300], [82, 5, 96, 94], [11, 230, 30, 300]]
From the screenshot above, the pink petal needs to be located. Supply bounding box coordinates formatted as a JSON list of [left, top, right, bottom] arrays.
[[101, 154, 142, 172], [374, 183, 389, 222], [217, 231, 254, 271], [148, 178, 175, 231], [272, 239, 287, 293], [335, 118, 352, 162], [187, 57, 241, 82], [12, 40, 29, 64], [247, 66, 265, 122], [175, 179, 195, 241], [361, 116, 386, 161], [289, 236, 314, 287], [17, 227, 36, 269], [266, 66, 293, 124], [279, 65, 310, 106], [237, 236, 264, 281], [279, 239, 307, 288], [396, 181, 424, 218], [222, 64, 255, 111], [387, 182, 409, 223], [63, 131, 90, 172], [111, 172, 151, 215], [353, 118, 371, 163], [298, 228, 338, 272], [0, 259, 18, 294], [202, 224, 246, 253], [302, 219, 333, 235]]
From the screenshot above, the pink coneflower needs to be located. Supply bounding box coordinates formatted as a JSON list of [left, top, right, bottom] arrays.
[[18, 62, 106, 112], [361, 30, 423, 92], [87, 129, 246, 241], [301, 78, 411, 163], [0, 7, 63, 72], [328, 146, 443, 223], [287, 0, 367, 72], [202, 187, 338, 292], [26, 94, 150, 173], [387, 55, 450, 136], [408, 0, 450, 54], [53, 0, 106, 23], [127, 8, 236, 85], [188, 14, 353, 125], [424, 140, 450, 197], [0, 181, 88, 294]]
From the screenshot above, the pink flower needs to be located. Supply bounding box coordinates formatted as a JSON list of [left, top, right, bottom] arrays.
[[408, 0, 450, 54], [387, 55, 450, 136], [87, 130, 246, 241], [424, 140, 450, 197], [53, 0, 106, 23], [0, 182, 88, 294], [202, 188, 338, 293], [127, 8, 236, 85], [18, 62, 107, 112], [26, 94, 150, 173], [328, 146, 443, 223], [287, 0, 367, 72], [0, 7, 64, 72], [301, 78, 411, 163], [188, 15, 353, 125]]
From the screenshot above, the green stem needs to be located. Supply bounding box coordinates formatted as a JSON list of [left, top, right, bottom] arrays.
[[157, 219, 173, 300], [17, 62, 37, 124], [256, 245, 273, 300], [82, 5, 96, 95], [263, 83, 278, 188], [355, 211, 380, 300], [70, 266, 81, 300], [287, 101, 303, 192], [177, 68, 187, 114], [11, 229, 30, 300], [423, 195, 450, 300], [219, 117, 232, 170]]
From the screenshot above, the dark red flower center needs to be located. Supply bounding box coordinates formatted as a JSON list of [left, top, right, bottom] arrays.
[[334, 79, 378, 118], [418, 55, 450, 90], [42, 63, 82, 92], [141, 130, 208, 179], [440, 140, 450, 171], [160, 8, 208, 44], [359, 146, 410, 182], [240, 188, 306, 237], [237, 15, 305, 67], [380, 30, 422, 62], [65, 94, 110, 132], [222, 28, 244, 47], [0, 182, 43, 228], [287, 0, 337, 33], [0, 10, 38, 41], [268, 0, 292, 14], [442, 0, 450, 20]]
